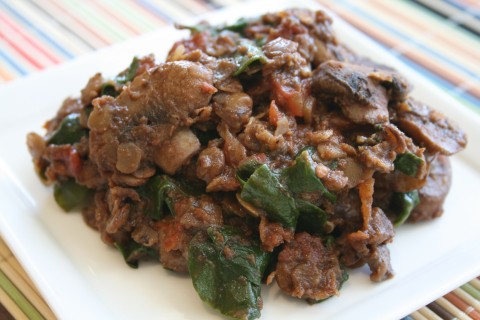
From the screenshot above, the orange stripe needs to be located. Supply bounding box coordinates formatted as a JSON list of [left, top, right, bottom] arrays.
[[369, 0, 479, 62], [49, 0, 112, 46], [0, 12, 61, 64], [444, 292, 480, 320], [0, 67, 14, 82], [87, 0, 143, 35], [319, 3, 480, 99]]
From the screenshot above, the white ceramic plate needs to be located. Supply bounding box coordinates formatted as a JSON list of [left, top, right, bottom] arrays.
[[1, 1, 479, 319]]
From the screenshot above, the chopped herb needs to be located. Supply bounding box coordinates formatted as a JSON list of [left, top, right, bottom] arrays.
[[233, 41, 268, 76], [392, 190, 420, 226], [175, 22, 215, 34], [115, 241, 158, 269], [100, 81, 119, 97], [116, 57, 140, 84], [53, 179, 91, 212], [188, 226, 271, 320], [221, 17, 250, 33], [47, 113, 87, 145], [394, 152, 423, 177]]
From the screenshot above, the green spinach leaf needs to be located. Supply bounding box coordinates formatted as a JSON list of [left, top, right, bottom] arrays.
[[47, 113, 87, 145], [139, 175, 184, 220], [240, 164, 298, 228], [116, 57, 140, 84], [53, 179, 91, 212], [295, 199, 328, 235], [188, 226, 270, 320], [282, 148, 336, 203], [392, 190, 420, 226], [394, 152, 423, 177], [115, 240, 158, 269]]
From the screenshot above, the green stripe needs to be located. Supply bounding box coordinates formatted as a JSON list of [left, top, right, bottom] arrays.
[[64, 0, 127, 42], [460, 283, 480, 300], [0, 269, 45, 320], [102, 0, 158, 31]]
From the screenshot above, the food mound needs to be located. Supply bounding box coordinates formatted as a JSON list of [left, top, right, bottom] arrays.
[[27, 9, 467, 320]]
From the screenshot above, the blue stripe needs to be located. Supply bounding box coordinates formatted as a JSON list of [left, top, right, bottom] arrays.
[[0, 50, 28, 75], [342, 1, 480, 82], [0, 0, 74, 59], [135, 0, 172, 23], [394, 53, 480, 109], [441, 0, 480, 19]]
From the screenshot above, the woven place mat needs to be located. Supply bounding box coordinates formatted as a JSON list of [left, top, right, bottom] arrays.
[[1, 0, 479, 319], [0, 237, 56, 320]]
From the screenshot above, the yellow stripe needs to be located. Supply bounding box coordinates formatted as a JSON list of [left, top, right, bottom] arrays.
[[34, 0, 106, 48], [99, 0, 159, 31], [470, 278, 480, 291], [453, 288, 480, 312], [357, 0, 480, 75], [435, 296, 470, 320], [410, 310, 429, 320], [1, 259, 56, 319], [0, 288, 28, 320]]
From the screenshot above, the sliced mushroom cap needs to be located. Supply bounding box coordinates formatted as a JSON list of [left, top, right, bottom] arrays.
[[394, 99, 467, 155]]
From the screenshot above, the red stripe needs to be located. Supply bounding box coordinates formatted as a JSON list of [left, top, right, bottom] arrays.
[[370, 0, 479, 61], [49, 0, 112, 46], [319, 2, 480, 100], [0, 30, 42, 70], [0, 12, 62, 64], [87, 0, 143, 35]]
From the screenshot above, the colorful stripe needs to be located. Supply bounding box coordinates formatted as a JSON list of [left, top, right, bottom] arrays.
[[0, 0, 478, 116], [318, 0, 480, 114]]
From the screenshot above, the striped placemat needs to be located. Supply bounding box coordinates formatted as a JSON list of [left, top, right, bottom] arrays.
[[0, 0, 479, 319]]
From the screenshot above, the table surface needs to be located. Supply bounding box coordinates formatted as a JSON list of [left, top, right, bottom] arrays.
[[0, 0, 479, 319]]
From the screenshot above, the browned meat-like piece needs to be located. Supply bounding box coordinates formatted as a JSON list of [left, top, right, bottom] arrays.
[[88, 61, 216, 182], [158, 218, 189, 273], [174, 195, 223, 231], [367, 244, 394, 282], [263, 37, 312, 117], [394, 99, 467, 155], [343, 207, 395, 281], [259, 216, 294, 252], [196, 146, 225, 183], [213, 92, 253, 132], [409, 155, 452, 222], [158, 195, 223, 273], [275, 232, 344, 301]]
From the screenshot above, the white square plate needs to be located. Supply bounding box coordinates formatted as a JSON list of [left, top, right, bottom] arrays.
[[1, 0, 479, 319]]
